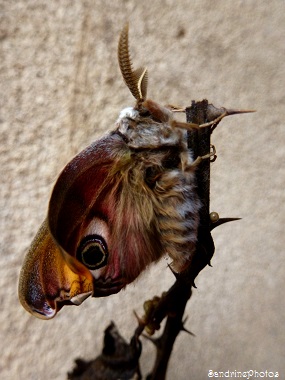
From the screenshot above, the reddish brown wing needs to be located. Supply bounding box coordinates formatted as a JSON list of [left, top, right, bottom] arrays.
[[18, 219, 93, 319], [48, 134, 125, 260]]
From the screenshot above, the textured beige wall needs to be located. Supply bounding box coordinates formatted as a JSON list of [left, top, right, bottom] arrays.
[[1, 1, 284, 379]]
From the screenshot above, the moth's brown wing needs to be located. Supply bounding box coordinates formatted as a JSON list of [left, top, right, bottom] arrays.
[[48, 136, 117, 255], [18, 219, 93, 319], [48, 134, 127, 297]]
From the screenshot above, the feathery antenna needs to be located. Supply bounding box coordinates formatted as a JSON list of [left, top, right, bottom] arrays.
[[118, 24, 148, 102]]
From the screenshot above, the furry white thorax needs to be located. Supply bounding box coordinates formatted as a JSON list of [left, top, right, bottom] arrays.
[[116, 107, 189, 151], [118, 107, 140, 120]]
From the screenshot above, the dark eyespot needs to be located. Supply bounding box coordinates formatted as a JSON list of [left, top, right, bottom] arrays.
[[76, 235, 108, 270]]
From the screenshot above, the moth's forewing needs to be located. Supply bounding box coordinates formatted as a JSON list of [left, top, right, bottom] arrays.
[[18, 219, 93, 319], [48, 135, 122, 255]]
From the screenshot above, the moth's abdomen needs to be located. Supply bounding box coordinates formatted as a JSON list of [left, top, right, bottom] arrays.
[[152, 166, 201, 273]]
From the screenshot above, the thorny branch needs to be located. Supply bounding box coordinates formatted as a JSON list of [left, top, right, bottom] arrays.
[[68, 100, 251, 380]]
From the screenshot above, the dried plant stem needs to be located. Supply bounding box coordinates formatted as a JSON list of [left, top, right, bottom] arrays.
[[146, 100, 214, 379]]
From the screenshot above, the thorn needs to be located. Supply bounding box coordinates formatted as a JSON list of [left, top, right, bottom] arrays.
[[191, 280, 197, 289], [167, 264, 180, 279], [224, 108, 256, 116], [203, 106, 256, 133], [208, 260, 213, 267], [181, 326, 196, 337], [211, 109, 255, 132], [210, 217, 241, 231], [181, 317, 195, 336], [133, 310, 146, 326]]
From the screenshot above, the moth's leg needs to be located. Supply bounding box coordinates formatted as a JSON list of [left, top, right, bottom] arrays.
[[181, 144, 216, 172], [180, 150, 192, 171], [171, 109, 229, 131], [190, 144, 217, 167], [171, 112, 228, 131], [209, 144, 217, 162], [166, 104, 186, 112], [198, 112, 227, 128], [171, 120, 200, 131]]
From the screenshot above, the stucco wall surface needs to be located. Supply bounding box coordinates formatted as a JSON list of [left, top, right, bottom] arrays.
[[1, 1, 284, 379]]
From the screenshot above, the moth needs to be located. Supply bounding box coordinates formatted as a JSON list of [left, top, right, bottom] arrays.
[[19, 25, 218, 319]]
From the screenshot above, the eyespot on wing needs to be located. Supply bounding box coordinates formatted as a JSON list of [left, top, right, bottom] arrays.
[[18, 220, 93, 319]]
